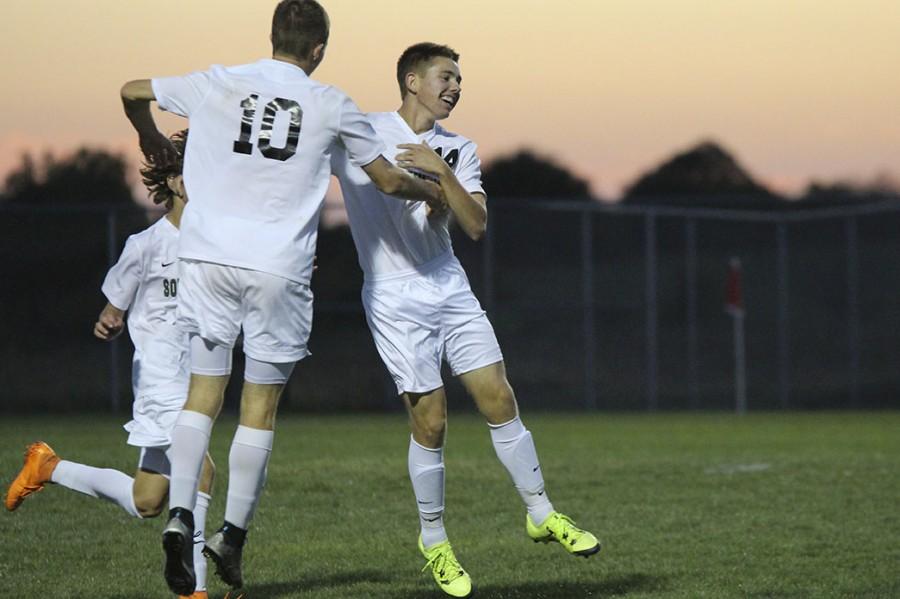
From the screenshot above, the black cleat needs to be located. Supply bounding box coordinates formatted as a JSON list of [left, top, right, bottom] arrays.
[[162, 510, 196, 595], [203, 529, 245, 588]]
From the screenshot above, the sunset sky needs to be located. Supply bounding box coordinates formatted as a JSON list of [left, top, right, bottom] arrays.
[[2, 0, 898, 200]]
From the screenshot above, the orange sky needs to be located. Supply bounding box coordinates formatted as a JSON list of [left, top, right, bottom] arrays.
[[1, 0, 898, 200]]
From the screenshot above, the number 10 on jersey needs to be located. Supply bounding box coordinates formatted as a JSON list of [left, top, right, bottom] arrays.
[[233, 94, 303, 161]]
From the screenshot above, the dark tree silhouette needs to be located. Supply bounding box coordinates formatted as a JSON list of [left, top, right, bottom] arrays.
[[799, 174, 900, 207], [482, 150, 594, 201], [2, 148, 135, 205], [623, 140, 783, 208]]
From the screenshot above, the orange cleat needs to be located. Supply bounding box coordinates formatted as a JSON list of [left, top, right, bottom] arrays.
[[178, 592, 209, 599], [5, 441, 60, 511]]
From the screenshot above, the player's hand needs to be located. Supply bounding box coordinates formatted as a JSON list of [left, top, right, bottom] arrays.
[[425, 183, 449, 218], [94, 304, 125, 341], [139, 130, 178, 167], [396, 142, 450, 179]]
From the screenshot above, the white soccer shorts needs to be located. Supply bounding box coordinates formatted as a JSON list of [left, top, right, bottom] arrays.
[[362, 257, 503, 395], [124, 392, 184, 448], [176, 259, 313, 363]]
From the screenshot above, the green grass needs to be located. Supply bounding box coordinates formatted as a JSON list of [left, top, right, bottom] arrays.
[[1, 412, 898, 598]]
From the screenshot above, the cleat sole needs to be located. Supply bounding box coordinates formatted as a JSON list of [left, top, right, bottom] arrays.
[[202, 545, 243, 589], [163, 530, 195, 595]]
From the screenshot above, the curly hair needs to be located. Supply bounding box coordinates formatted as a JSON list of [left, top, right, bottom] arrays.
[[140, 129, 188, 209]]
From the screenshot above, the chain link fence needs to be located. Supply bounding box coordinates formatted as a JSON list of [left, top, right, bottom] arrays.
[[2, 199, 899, 413]]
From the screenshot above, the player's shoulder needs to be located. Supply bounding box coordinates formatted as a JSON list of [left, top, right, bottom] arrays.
[[308, 79, 354, 104], [217, 61, 260, 76], [118, 223, 155, 260], [367, 111, 394, 122], [433, 123, 478, 151], [133, 216, 175, 246]]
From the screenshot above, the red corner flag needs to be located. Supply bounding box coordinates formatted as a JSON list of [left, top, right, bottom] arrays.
[[725, 257, 744, 317]]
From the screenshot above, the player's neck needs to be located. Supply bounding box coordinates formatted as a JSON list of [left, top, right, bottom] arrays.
[[166, 200, 185, 229], [397, 103, 436, 134], [271, 52, 313, 75]]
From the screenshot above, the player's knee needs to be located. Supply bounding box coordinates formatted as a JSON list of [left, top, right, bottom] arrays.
[[414, 417, 446, 448], [133, 492, 165, 518], [494, 380, 516, 407], [479, 379, 517, 422]]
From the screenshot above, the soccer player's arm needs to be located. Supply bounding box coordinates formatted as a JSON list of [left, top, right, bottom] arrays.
[[122, 70, 210, 165], [395, 142, 487, 241], [361, 156, 446, 210], [336, 96, 445, 210], [120, 79, 177, 166], [95, 236, 142, 342]]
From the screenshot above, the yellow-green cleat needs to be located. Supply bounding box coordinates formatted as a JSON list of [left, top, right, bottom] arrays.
[[418, 536, 473, 598], [526, 511, 601, 557]]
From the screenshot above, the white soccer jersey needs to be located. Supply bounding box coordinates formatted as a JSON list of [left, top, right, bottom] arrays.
[[101, 216, 188, 401], [331, 111, 485, 281], [152, 59, 385, 284]]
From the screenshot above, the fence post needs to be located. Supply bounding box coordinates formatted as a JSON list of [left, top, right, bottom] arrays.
[[775, 220, 790, 409], [685, 218, 699, 409], [645, 212, 658, 411], [581, 209, 597, 410], [106, 208, 120, 413], [846, 216, 861, 407]]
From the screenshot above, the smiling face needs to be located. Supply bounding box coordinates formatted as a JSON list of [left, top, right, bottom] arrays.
[[408, 56, 462, 121]]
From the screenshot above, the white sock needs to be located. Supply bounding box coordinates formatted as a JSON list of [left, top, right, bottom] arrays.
[[50, 461, 141, 518], [169, 410, 214, 511], [408, 436, 447, 549], [224, 425, 274, 529], [193, 491, 211, 592], [489, 417, 554, 524]]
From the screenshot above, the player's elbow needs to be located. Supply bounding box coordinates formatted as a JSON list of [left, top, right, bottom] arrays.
[[120, 80, 140, 101], [466, 224, 486, 241], [120, 79, 154, 103], [464, 218, 487, 241]]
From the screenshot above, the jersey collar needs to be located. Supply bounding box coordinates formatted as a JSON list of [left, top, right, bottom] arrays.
[[257, 58, 310, 80], [391, 111, 437, 140]]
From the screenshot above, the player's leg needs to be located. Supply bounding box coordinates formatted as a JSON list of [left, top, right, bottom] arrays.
[[164, 260, 242, 595], [164, 358, 229, 595], [458, 362, 600, 557], [404, 388, 472, 598], [4, 441, 145, 516], [133, 447, 214, 599], [203, 371, 288, 589], [362, 272, 471, 597], [457, 362, 551, 516], [405, 388, 448, 547], [204, 269, 305, 590], [440, 256, 600, 558]]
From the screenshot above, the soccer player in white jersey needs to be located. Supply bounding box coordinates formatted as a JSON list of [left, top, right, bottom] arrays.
[[331, 43, 601, 598], [5, 131, 216, 599], [119, 1, 444, 595]]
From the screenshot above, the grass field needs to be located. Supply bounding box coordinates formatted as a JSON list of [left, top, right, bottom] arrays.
[[1, 412, 898, 598]]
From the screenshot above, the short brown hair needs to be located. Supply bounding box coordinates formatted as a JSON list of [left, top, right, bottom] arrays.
[[140, 129, 187, 209], [396, 42, 460, 98], [271, 0, 330, 59]]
